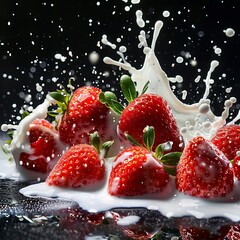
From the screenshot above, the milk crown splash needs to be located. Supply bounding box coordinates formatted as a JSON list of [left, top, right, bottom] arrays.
[[102, 10, 240, 143]]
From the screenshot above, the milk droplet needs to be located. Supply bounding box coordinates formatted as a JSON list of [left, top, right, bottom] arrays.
[[214, 46, 222, 55], [125, 6, 131, 12], [54, 53, 67, 62], [176, 56, 184, 63], [136, 10, 145, 28], [226, 87, 232, 93], [88, 51, 100, 65], [101, 35, 116, 49], [182, 90, 187, 100], [131, 0, 140, 4], [119, 46, 127, 53], [224, 28, 235, 37], [199, 103, 210, 114], [162, 10, 170, 18], [36, 83, 43, 92]]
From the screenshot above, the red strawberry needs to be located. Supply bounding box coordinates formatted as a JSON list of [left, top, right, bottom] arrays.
[[59, 208, 104, 238], [232, 155, 240, 180], [211, 124, 240, 160], [227, 225, 240, 240], [19, 118, 61, 173], [55, 86, 110, 146], [179, 225, 230, 240], [108, 145, 170, 196], [118, 93, 184, 152], [110, 211, 159, 240], [176, 136, 234, 198], [46, 132, 111, 188], [46, 144, 104, 188], [99, 75, 184, 153]]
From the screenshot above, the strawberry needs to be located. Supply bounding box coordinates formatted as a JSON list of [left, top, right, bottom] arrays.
[[46, 132, 112, 188], [108, 126, 180, 196], [110, 211, 160, 240], [50, 85, 111, 146], [19, 118, 61, 173], [108, 145, 170, 196], [227, 225, 240, 240], [99, 75, 184, 152], [179, 225, 230, 240], [59, 207, 105, 238], [118, 93, 184, 151], [211, 124, 240, 160], [232, 155, 240, 180], [176, 136, 234, 198]]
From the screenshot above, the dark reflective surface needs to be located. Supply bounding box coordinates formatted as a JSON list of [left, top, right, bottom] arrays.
[[0, 179, 237, 239]]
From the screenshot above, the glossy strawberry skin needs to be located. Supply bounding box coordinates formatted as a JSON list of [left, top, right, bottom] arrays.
[[46, 144, 105, 188], [232, 155, 240, 180], [19, 119, 59, 173], [110, 211, 159, 240], [179, 225, 230, 240], [108, 146, 169, 196], [176, 136, 234, 198], [211, 124, 240, 160], [227, 225, 240, 240], [58, 86, 110, 146], [118, 94, 184, 152]]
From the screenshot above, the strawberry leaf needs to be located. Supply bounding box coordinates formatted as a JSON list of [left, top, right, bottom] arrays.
[[164, 166, 177, 176], [48, 111, 60, 117], [143, 126, 155, 151], [49, 92, 67, 103], [21, 110, 30, 119], [98, 92, 107, 103], [125, 133, 142, 147], [99, 91, 124, 115], [120, 75, 137, 102], [161, 152, 182, 166], [7, 131, 14, 140], [90, 131, 100, 153], [141, 80, 150, 95], [101, 140, 114, 157], [155, 144, 164, 159]]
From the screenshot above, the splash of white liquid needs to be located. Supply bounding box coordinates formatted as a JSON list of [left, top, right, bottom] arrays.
[[1, 95, 65, 180], [103, 10, 240, 143]]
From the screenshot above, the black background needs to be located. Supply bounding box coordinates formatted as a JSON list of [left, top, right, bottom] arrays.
[[0, 0, 240, 126]]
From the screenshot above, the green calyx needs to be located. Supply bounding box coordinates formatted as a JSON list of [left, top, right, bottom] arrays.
[[48, 77, 75, 117], [99, 91, 124, 115], [99, 74, 150, 115], [126, 125, 182, 176], [90, 131, 114, 158]]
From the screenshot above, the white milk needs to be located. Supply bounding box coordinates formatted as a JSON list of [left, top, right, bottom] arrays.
[[20, 158, 240, 222]]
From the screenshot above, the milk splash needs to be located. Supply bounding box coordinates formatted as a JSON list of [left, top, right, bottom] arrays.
[[103, 11, 240, 143], [1, 95, 65, 180]]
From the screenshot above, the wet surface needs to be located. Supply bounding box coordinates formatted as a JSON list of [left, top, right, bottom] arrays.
[[0, 178, 237, 239]]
